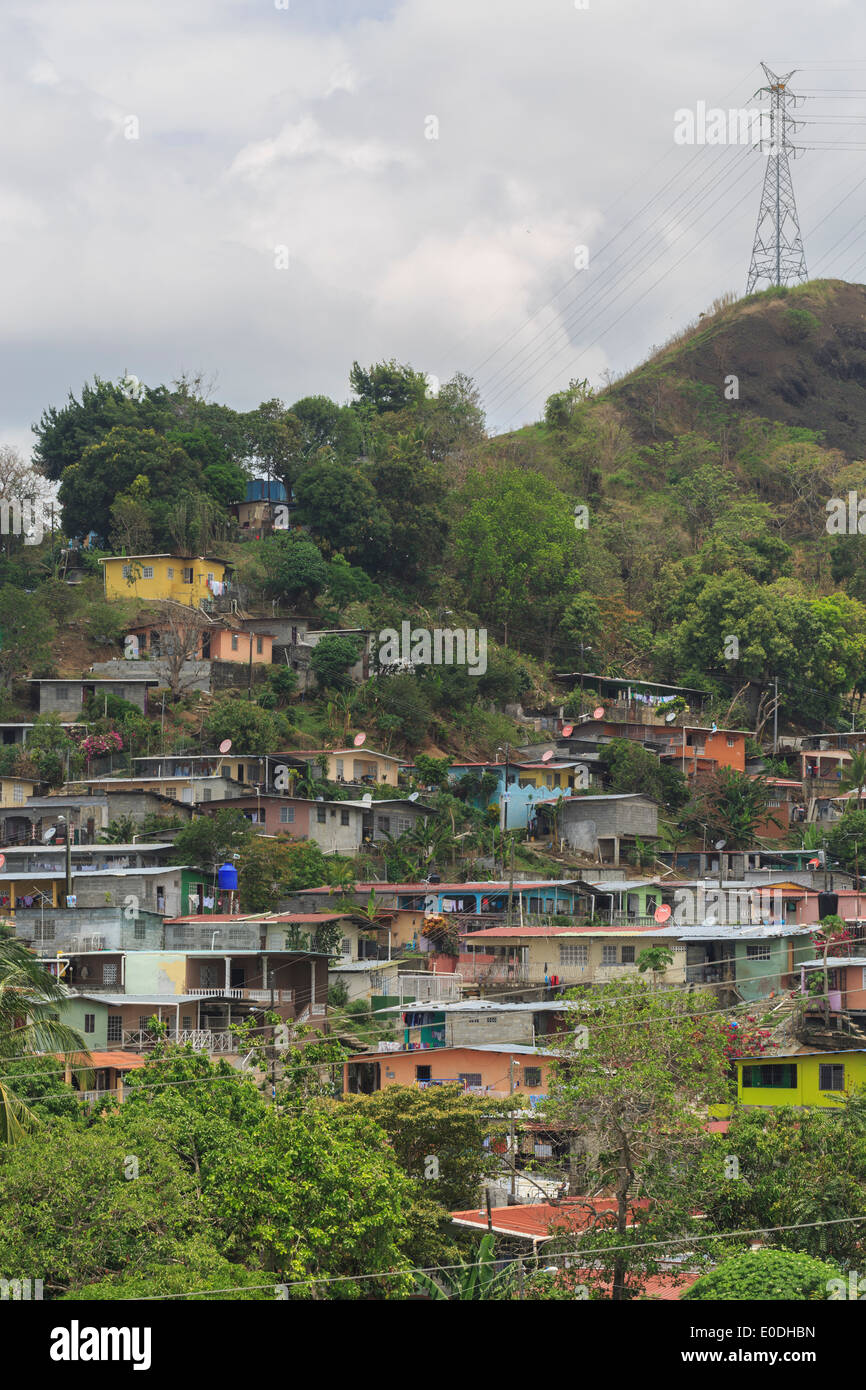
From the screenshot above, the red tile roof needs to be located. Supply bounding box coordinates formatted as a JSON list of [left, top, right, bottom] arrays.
[[450, 1198, 650, 1240]]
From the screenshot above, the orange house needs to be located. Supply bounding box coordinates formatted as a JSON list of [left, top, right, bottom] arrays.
[[656, 726, 748, 778], [132, 619, 273, 665], [343, 1043, 556, 1097]]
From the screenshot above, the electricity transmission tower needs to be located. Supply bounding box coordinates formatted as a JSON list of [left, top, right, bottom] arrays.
[[746, 63, 808, 294]]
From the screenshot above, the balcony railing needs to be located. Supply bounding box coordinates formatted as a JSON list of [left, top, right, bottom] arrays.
[[187, 986, 293, 1002], [121, 1028, 239, 1051]]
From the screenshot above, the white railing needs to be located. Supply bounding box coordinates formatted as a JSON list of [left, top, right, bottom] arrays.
[[395, 972, 464, 1002], [187, 986, 293, 1002], [177, 1029, 238, 1051], [296, 1002, 327, 1024]]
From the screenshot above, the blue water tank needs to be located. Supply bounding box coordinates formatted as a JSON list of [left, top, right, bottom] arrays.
[[217, 862, 239, 891]]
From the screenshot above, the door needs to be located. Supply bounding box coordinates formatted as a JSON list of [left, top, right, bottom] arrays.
[[230, 967, 245, 988]]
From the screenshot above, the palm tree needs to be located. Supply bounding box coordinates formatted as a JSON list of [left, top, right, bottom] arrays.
[[840, 751, 866, 810], [0, 937, 91, 1143]]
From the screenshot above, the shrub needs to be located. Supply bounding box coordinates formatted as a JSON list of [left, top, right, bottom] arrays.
[[683, 1249, 840, 1301]]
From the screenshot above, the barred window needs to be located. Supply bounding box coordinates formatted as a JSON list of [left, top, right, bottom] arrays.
[[819, 1064, 845, 1091], [458, 1073, 483, 1089], [746, 944, 771, 960], [602, 945, 617, 965], [107, 1015, 123, 1043], [742, 1064, 797, 1089], [142, 566, 154, 579], [524, 1067, 542, 1087]]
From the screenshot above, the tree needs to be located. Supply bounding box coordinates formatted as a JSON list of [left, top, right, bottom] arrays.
[[201, 697, 285, 754], [145, 601, 211, 699], [637, 946, 674, 987], [19, 713, 83, 786], [235, 837, 330, 913], [598, 738, 687, 812], [414, 1232, 510, 1300], [826, 810, 866, 874], [310, 635, 361, 691], [58, 425, 206, 540], [293, 455, 392, 569], [683, 1249, 839, 1301], [0, 938, 91, 1144], [543, 979, 728, 1300], [0, 587, 56, 690], [257, 531, 328, 604], [452, 468, 586, 657], [172, 809, 252, 874], [349, 358, 429, 414], [840, 751, 866, 810], [683, 768, 779, 848]]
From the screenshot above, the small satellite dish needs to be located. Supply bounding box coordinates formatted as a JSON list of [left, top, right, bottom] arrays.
[[219, 739, 232, 754], [665, 710, 677, 723], [702, 915, 718, 927], [561, 724, 574, 737], [541, 750, 554, 763], [0, 853, 5, 870], [711, 722, 718, 734], [593, 707, 604, 720], [43, 828, 56, 843], [353, 732, 366, 747], [807, 857, 820, 870], [714, 839, 727, 851], [654, 904, 671, 923], [408, 792, 420, 802], [362, 793, 373, 807]]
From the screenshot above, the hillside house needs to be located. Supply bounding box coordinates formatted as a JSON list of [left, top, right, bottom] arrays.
[[98, 554, 231, 606]]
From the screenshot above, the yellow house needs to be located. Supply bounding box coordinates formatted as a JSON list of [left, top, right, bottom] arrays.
[[280, 747, 407, 787], [516, 762, 581, 792], [736, 1048, 866, 1108], [0, 776, 39, 808], [98, 554, 229, 606]]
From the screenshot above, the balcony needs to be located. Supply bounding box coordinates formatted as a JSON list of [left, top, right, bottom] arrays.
[[187, 986, 293, 1002], [122, 1028, 238, 1052]]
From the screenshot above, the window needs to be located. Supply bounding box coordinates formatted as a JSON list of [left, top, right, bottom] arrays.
[[317, 806, 326, 823], [458, 1073, 483, 1089], [819, 1064, 845, 1091], [134, 920, 146, 940], [138, 1015, 150, 1032], [142, 566, 154, 579], [559, 943, 588, 966], [280, 806, 295, 824], [415, 1065, 432, 1083], [621, 945, 635, 965], [341, 938, 352, 956], [256, 637, 263, 654], [121, 565, 131, 580], [742, 1063, 798, 1089], [231, 635, 239, 651], [398, 817, 412, 834], [376, 816, 391, 833], [84, 1013, 95, 1034], [35, 921, 55, 942], [201, 788, 212, 801], [727, 736, 735, 747], [102, 963, 118, 985], [340, 809, 350, 826], [524, 1067, 542, 1087], [12, 782, 23, 804], [602, 945, 617, 965], [107, 1015, 123, 1044], [182, 567, 193, 584], [746, 944, 771, 960], [207, 572, 214, 583], [336, 759, 344, 779], [55, 685, 68, 700], [228, 928, 245, 944], [182, 1016, 192, 1031], [167, 567, 174, 579]]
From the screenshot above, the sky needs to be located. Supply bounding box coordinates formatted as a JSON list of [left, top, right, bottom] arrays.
[[1, 0, 865, 457]]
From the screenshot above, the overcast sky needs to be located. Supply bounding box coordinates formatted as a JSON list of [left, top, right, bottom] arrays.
[[1, 0, 864, 457]]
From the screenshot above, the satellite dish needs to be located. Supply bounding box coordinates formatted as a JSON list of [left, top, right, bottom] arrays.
[[541, 750, 554, 763], [654, 904, 671, 923], [353, 732, 366, 747], [665, 711, 677, 724], [219, 739, 232, 754], [0, 854, 4, 869], [43, 828, 56, 843], [807, 857, 820, 870], [702, 915, 718, 927], [593, 707, 604, 720], [362, 793, 373, 807], [561, 724, 574, 737], [408, 792, 420, 802], [714, 840, 727, 851]]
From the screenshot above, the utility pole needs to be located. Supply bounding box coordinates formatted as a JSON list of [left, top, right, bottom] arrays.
[[509, 1057, 517, 1199], [746, 64, 807, 293], [773, 675, 779, 756], [506, 834, 515, 928]]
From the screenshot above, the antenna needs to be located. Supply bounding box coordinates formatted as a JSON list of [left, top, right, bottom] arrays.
[[746, 63, 807, 293], [407, 792, 420, 802]]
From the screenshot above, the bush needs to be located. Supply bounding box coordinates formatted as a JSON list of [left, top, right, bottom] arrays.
[[310, 635, 360, 691], [683, 1249, 840, 1301], [781, 307, 819, 344]]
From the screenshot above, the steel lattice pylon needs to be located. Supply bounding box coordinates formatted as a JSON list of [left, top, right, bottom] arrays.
[[746, 63, 808, 294]]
